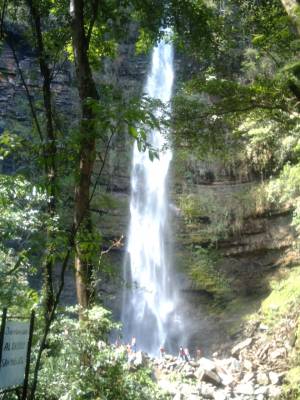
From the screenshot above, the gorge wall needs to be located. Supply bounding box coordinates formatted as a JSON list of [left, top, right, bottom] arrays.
[[0, 28, 298, 353]]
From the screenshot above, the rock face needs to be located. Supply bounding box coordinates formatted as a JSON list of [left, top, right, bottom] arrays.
[[1, 27, 298, 355], [172, 169, 297, 294], [168, 156, 299, 351]]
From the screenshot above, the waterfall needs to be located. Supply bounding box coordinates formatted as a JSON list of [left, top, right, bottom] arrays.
[[122, 35, 181, 355]]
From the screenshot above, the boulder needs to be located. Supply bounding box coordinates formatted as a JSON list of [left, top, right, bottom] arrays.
[[173, 393, 182, 400], [241, 372, 254, 383], [213, 390, 227, 400], [256, 372, 269, 385], [231, 338, 253, 356], [217, 371, 233, 386], [189, 360, 199, 368], [158, 379, 177, 395], [254, 386, 269, 396], [185, 372, 196, 379], [199, 357, 216, 371], [165, 354, 174, 361], [268, 385, 282, 399], [200, 383, 215, 398], [259, 323, 269, 331], [269, 348, 286, 360], [197, 368, 222, 386], [243, 359, 253, 371], [228, 357, 242, 373], [269, 371, 280, 385], [235, 382, 255, 395], [178, 383, 199, 398]]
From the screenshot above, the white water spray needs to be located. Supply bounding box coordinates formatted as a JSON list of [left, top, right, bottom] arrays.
[[122, 36, 181, 354]]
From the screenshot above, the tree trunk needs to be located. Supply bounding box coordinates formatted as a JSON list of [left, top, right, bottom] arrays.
[[28, 0, 56, 319], [70, 0, 99, 310]]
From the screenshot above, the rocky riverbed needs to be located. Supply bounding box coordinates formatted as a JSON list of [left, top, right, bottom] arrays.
[[126, 307, 299, 400], [151, 350, 282, 400]]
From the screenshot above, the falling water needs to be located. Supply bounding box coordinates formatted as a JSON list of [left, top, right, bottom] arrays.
[[122, 36, 181, 355]]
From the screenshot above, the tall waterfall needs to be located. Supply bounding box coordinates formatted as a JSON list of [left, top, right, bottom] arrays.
[[122, 36, 180, 355]]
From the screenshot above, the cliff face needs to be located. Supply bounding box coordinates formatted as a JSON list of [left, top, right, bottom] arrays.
[[171, 158, 298, 296], [1, 31, 298, 352]]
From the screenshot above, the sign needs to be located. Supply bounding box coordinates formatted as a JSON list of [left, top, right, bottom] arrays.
[[0, 320, 30, 390]]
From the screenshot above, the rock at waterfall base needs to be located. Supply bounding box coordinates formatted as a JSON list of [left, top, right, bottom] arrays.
[[231, 338, 253, 356], [196, 367, 222, 386]]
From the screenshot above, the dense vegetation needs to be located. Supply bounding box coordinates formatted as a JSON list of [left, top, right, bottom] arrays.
[[0, 0, 300, 398]]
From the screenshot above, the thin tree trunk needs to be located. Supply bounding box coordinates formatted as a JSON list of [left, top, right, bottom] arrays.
[[27, 0, 56, 318], [70, 0, 99, 310]]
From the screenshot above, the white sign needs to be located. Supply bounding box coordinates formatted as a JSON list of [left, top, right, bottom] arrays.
[[0, 320, 30, 389]]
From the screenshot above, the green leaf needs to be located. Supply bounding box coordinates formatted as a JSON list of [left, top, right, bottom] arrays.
[[129, 125, 138, 139]]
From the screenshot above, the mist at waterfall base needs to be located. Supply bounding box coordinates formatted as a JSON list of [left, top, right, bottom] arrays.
[[121, 37, 184, 356]]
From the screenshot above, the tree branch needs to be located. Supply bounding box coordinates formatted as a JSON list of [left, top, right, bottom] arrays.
[[86, 0, 100, 47], [89, 130, 115, 204]]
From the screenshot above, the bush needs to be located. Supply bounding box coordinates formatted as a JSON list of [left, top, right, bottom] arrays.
[[36, 306, 165, 400]]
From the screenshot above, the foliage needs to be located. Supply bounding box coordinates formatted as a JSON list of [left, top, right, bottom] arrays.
[[282, 366, 300, 400], [0, 174, 44, 313], [35, 306, 165, 400], [0, 175, 46, 239], [188, 247, 231, 301], [264, 163, 300, 238], [260, 266, 300, 325], [171, 0, 300, 179], [257, 266, 300, 399], [0, 247, 37, 314]]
